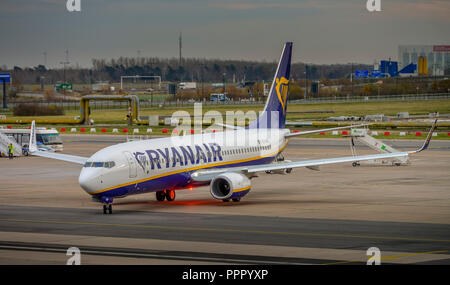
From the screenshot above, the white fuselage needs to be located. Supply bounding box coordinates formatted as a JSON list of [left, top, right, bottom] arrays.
[[79, 128, 289, 199]]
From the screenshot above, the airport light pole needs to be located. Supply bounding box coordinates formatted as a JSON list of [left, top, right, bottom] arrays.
[[351, 62, 354, 96], [40, 76, 45, 91], [304, 65, 308, 100], [60, 60, 69, 84], [222, 72, 226, 96], [60, 50, 70, 95], [202, 65, 205, 102], [43, 52, 47, 67], [2, 79, 6, 109]]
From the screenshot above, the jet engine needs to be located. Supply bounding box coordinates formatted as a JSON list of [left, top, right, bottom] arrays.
[[210, 172, 251, 201]]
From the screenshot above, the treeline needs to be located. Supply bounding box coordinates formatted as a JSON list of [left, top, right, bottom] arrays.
[[91, 57, 371, 83], [3, 57, 372, 85]]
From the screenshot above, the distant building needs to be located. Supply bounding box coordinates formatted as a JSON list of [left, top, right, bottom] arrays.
[[92, 82, 110, 92], [398, 45, 450, 76]]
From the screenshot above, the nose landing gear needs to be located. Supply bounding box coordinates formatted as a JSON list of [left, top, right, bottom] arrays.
[[101, 196, 114, 214], [103, 204, 112, 214]]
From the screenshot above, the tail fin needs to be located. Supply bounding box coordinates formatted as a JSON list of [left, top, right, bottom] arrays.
[[248, 42, 292, 129]]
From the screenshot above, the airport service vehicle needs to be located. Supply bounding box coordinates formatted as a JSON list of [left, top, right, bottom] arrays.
[[179, 82, 197, 90], [1, 127, 62, 153], [28, 42, 436, 214], [210, 93, 229, 102]]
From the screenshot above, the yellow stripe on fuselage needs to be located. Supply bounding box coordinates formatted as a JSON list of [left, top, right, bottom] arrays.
[[91, 140, 289, 195], [233, 186, 251, 193]]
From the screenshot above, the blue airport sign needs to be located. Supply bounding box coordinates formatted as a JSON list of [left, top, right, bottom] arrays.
[[0, 73, 11, 83], [355, 70, 369, 78], [371, 70, 382, 78]]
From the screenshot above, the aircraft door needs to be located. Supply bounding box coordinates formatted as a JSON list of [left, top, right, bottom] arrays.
[[123, 151, 137, 178]]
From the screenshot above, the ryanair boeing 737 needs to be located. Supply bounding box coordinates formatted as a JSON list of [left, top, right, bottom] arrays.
[[28, 42, 436, 214]]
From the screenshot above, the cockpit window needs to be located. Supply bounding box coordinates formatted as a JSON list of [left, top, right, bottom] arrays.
[[105, 161, 115, 168], [84, 161, 115, 168]]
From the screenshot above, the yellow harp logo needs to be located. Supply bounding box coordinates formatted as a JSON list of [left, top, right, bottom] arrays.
[[276, 77, 289, 114]]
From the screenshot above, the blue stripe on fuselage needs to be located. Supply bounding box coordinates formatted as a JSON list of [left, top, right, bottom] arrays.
[[92, 154, 275, 199]]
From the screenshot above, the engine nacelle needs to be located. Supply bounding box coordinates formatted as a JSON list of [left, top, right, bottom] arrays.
[[210, 172, 251, 200]]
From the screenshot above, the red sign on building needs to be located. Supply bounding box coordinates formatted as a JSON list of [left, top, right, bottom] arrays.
[[433, 45, 450, 52]]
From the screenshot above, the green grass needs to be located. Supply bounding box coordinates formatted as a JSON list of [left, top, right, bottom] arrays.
[[123, 99, 450, 121], [2, 99, 449, 126]]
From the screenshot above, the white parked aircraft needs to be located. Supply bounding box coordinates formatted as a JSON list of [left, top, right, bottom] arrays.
[[29, 42, 436, 214]]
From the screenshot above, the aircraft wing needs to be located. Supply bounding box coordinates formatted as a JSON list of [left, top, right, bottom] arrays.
[[191, 151, 410, 182], [212, 123, 245, 130], [245, 152, 410, 173], [284, 124, 368, 138], [192, 120, 437, 182], [28, 120, 88, 165]]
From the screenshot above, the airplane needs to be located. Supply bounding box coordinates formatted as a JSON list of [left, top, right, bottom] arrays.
[[28, 42, 437, 214]]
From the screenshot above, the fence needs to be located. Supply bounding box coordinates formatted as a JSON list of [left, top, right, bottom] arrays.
[[6, 92, 450, 111]]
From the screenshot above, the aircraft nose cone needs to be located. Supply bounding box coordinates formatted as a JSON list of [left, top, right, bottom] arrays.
[[79, 169, 97, 194]]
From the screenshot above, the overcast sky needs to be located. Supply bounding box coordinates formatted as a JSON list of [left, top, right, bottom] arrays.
[[0, 0, 449, 68]]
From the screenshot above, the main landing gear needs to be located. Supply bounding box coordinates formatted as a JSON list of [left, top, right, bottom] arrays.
[[101, 196, 114, 214], [222, 198, 241, 203], [156, 190, 176, 202]]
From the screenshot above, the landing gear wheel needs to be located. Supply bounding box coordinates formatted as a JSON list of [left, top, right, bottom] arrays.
[[352, 162, 360, 167], [101, 196, 114, 214], [165, 190, 176, 201], [156, 191, 166, 201], [232, 198, 241, 202], [103, 204, 113, 214]]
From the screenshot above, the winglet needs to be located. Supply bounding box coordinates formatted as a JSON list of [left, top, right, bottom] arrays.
[[29, 120, 37, 153], [412, 119, 437, 154]]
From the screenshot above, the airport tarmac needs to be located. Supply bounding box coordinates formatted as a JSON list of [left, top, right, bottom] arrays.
[[0, 135, 449, 265]]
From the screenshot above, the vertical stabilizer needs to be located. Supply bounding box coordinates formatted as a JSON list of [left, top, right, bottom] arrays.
[[248, 42, 292, 129]]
